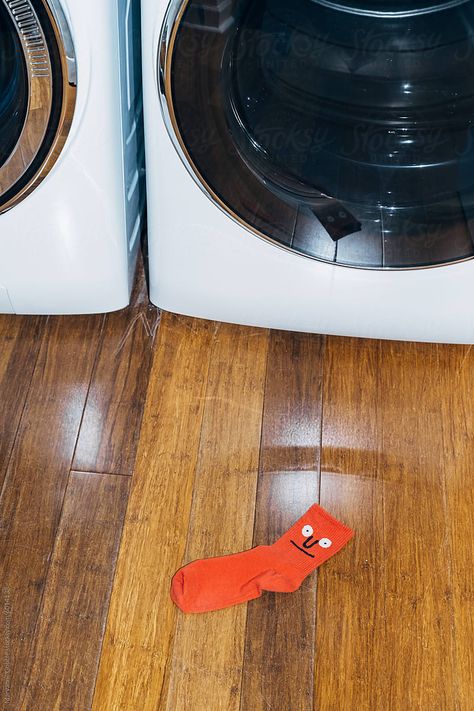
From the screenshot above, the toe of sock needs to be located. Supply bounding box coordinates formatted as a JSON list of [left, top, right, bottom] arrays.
[[170, 569, 185, 608]]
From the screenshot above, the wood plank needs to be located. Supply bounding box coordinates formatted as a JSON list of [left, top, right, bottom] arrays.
[[375, 341, 456, 709], [166, 323, 269, 711], [0, 315, 45, 489], [316, 338, 457, 710], [315, 337, 383, 710], [20, 471, 130, 710], [73, 256, 160, 475], [439, 344, 474, 709], [92, 313, 217, 711], [0, 315, 104, 709], [240, 331, 323, 711]]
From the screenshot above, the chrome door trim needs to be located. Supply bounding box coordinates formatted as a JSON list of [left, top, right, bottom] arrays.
[[47, 0, 76, 85], [0, 0, 77, 213], [312, 0, 470, 18], [158, 0, 474, 271]]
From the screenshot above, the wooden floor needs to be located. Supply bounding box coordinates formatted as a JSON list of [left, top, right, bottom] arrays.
[[1, 263, 474, 710]]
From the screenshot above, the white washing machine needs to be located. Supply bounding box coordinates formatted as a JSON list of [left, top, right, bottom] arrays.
[[0, 0, 145, 314], [143, 0, 474, 343]]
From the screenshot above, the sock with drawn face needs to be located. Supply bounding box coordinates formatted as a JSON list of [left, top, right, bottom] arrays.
[[170, 504, 354, 614]]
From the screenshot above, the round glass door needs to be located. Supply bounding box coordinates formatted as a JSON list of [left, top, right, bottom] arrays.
[[0, 0, 76, 213], [160, 0, 474, 269]]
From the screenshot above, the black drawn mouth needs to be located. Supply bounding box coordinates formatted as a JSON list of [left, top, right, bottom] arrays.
[[290, 541, 315, 558]]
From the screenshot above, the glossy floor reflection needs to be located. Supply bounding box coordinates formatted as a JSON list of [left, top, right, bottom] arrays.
[[96, 318, 474, 711], [1, 287, 473, 710]]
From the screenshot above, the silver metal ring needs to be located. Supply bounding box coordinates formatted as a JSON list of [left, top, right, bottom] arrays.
[[0, 0, 77, 213], [312, 0, 471, 18]]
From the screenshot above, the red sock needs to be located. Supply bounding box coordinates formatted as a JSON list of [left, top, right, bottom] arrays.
[[171, 504, 354, 613]]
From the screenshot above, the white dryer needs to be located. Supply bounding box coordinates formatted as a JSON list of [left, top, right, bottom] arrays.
[[143, 0, 474, 343], [0, 0, 145, 314]]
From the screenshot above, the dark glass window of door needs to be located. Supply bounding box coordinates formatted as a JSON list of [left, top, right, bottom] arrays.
[[164, 0, 474, 269], [0, 3, 28, 171]]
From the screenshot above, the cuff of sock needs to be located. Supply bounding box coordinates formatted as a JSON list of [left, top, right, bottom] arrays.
[[276, 504, 354, 574]]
